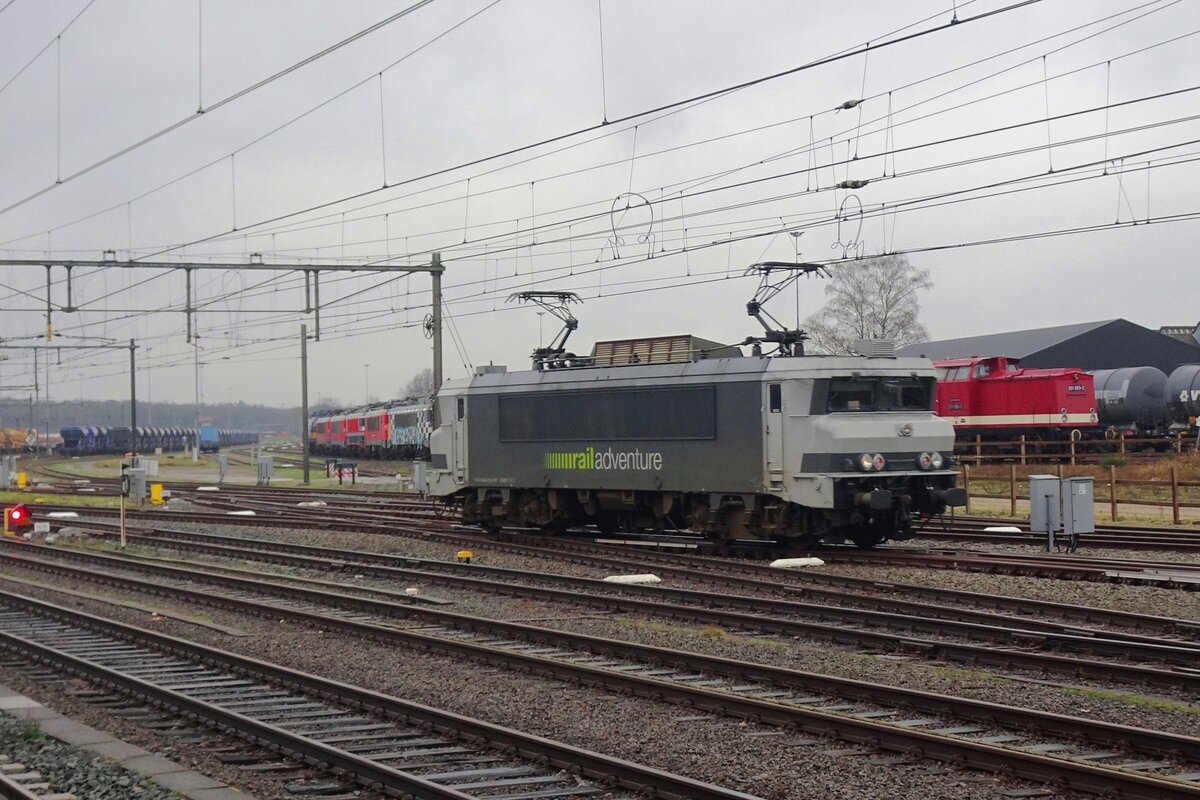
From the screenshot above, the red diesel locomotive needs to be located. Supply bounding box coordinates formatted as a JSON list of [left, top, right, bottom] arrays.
[[933, 355, 1098, 439]]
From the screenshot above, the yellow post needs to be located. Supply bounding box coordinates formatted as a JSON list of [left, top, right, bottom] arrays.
[[2, 508, 9, 536], [15, 473, 26, 489], [150, 483, 164, 506]]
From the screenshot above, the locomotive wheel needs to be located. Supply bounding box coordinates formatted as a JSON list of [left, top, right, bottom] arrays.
[[849, 528, 885, 549]]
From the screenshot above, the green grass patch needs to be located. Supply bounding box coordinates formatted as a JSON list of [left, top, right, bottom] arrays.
[[0, 490, 122, 509], [614, 618, 788, 650], [1062, 686, 1200, 715]]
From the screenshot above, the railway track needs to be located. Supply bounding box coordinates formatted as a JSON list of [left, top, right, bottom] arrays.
[[22, 462, 1200, 556], [2, 544, 1198, 799], [27, 492, 1200, 586], [0, 592, 758, 800], [0, 768, 64, 800], [5, 528, 1199, 694]]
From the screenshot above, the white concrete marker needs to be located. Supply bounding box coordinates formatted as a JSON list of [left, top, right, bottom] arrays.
[[769, 557, 826, 569], [297, 501, 328, 508], [226, 510, 257, 516], [983, 526, 1023, 533], [46, 511, 80, 519], [196, 486, 221, 492], [602, 573, 661, 585]]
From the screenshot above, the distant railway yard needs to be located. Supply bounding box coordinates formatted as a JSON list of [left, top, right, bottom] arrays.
[[0, 448, 1194, 800]]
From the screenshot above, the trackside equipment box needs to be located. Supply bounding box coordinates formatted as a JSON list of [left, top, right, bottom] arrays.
[[1062, 476, 1095, 538], [1028, 475, 1061, 534]]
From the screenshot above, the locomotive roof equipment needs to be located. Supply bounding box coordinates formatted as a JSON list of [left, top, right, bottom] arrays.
[[508, 291, 583, 370], [741, 261, 829, 357]]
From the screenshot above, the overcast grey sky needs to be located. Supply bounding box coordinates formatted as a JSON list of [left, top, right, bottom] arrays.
[[1, 0, 1198, 411]]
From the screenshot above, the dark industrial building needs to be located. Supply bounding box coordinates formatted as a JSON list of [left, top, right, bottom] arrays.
[[898, 319, 1200, 374]]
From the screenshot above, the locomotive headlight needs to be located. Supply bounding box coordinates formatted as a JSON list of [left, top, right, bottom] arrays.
[[857, 453, 874, 472], [872, 453, 886, 471], [930, 451, 944, 469], [918, 452, 933, 470]]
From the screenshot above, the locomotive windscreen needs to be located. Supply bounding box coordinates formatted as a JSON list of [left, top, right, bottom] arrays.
[[821, 377, 934, 412], [499, 385, 716, 442]]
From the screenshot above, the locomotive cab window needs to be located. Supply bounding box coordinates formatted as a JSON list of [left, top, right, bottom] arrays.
[[457, 398, 465, 420], [825, 377, 934, 412], [768, 383, 782, 413], [827, 380, 876, 412], [879, 377, 933, 411]]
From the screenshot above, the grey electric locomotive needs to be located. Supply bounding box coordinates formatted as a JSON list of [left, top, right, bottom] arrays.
[[427, 268, 966, 548]]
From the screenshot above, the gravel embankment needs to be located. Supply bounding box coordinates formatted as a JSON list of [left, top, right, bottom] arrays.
[[0, 575, 1092, 800], [0, 714, 179, 800]]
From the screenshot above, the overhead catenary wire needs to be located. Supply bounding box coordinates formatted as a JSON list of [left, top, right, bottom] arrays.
[[44, 2, 1182, 268], [0, 0, 1164, 258], [0, 0, 444, 217], [24, 140, 1200, 364], [3, 1, 1194, 389], [125, 0, 1046, 264]]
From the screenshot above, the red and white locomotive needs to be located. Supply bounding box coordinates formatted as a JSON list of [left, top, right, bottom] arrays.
[[933, 355, 1098, 439], [308, 400, 432, 459]]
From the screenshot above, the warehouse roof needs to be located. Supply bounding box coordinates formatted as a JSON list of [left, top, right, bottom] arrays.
[[898, 319, 1200, 374], [897, 320, 1114, 361]]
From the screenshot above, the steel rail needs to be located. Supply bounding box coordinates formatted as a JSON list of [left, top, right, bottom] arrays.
[[0, 774, 42, 800], [0, 594, 761, 800], [2, 564, 1198, 799], [4, 538, 1198, 697], [13, 539, 1199, 758], [53, 526, 1200, 673], [29, 506, 1200, 640]]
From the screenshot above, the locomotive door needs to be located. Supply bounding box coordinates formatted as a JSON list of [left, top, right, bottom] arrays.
[[765, 382, 784, 489], [452, 396, 467, 483]]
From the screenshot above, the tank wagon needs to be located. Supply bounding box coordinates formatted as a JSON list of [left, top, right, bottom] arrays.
[[427, 269, 966, 548]]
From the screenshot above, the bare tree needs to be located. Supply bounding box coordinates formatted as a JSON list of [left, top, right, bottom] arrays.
[[803, 255, 932, 354], [312, 395, 344, 410], [401, 367, 434, 399]]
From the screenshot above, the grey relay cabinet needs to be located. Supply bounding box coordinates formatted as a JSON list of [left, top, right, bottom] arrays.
[[1028, 475, 1061, 536], [1062, 476, 1095, 540]]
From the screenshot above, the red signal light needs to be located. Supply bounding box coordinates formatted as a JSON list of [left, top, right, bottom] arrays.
[[7, 505, 30, 527]]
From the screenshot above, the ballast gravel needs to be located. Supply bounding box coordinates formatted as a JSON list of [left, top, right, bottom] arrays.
[[0, 714, 177, 800], [16, 516, 1197, 796], [0, 576, 1090, 800]]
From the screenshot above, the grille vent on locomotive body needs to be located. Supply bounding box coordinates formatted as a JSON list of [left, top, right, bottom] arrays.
[[852, 339, 897, 358], [589, 335, 743, 366]]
